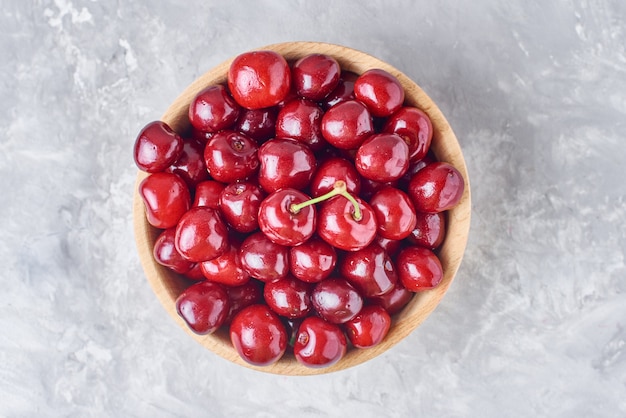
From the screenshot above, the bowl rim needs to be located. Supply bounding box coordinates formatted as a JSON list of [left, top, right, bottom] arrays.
[[133, 41, 471, 375]]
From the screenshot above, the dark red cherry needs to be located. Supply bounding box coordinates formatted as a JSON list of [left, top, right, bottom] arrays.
[[354, 69, 404, 117], [139, 172, 191, 229], [397, 154, 434, 190], [224, 279, 264, 323], [355, 133, 409, 182], [183, 263, 205, 281], [153, 228, 194, 274], [309, 157, 361, 198], [311, 278, 363, 324], [344, 305, 391, 348], [219, 182, 265, 233], [175, 281, 229, 335], [408, 161, 465, 213], [258, 188, 316, 246], [321, 100, 373, 150], [396, 246, 444, 291], [317, 195, 377, 252], [188, 84, 241, 133], [264, 275, 312, 319], [294, 316, 347, 368], [368, 281, 414, 315], [235, 107, 278, 143], [230, 304, 288, 366], [321, 71, 358, 110], [228, 50, 291, 109], [257, 138, 316, 193], [200, 243, 250, 287], [292, 53, 341, 101], [374, 235, 403, 258], [192, 180, 225, 209], [408, 211, 446, 249], [204, 130, 259, 183], [339, 244, 397, 297], [166, 137, 210, 188], [133, 121, 183, 173], [383, 106, 433, 162], [239, 231, 289, 282], [174, 207, 229, 262], [275, 98, 326, 151], [370, 187, 417, 240], [289, 237, 337, 283]]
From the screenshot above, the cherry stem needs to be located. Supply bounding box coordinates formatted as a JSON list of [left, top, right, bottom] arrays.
[[289, 180, 363, 221]]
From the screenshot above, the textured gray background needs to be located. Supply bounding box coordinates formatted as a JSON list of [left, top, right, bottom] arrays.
[[2, 0, 625, 416]]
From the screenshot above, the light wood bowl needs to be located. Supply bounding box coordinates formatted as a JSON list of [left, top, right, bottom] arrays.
[[133, 42, 471, 375]]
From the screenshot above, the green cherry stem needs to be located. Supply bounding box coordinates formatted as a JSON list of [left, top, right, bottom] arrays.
[[289, 180, 363, 221]]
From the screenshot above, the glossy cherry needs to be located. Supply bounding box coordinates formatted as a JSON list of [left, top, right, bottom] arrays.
[[200, 243, 250, 286], [370, 187, 417, 240], [339, 243, 397, 297], [166, 137, 210, 188], [408, 211, 446, 249], [396, 246, 444, 291], [224, 279, 264, 323], [192, 180, 225, 209], [204, 130, 259, 183], [257, 138, 316, 193], [229, 304, 288, 366], [354, 68, 405, 117], [309, 157, 361, 198], [264, 275, 312, 319], [239, 231, 289, 282], [219, 182, 265, 233], [275, 98, 326, 151], [258, 188, 316, 246], [321, 100, 373, 149], [321, 71, 358, 110], [183, 263, 205, 281], [368, 281, 414, 315], [293, 316, 347, 368], [408, 161, 464, 213], [344, 305, 391, 348], [292, 53, 341, 101], [133, 120, 183, 173], [289, 237, 337, 283], [139, 172, 191, 229], [235, 107, 278, 143], [188, 84, 241, 133], [175, 280, 229, 335], [311, 278, 363, 324], [355, 133, 409, 182], [383, 106, 433, 162], [228, 50, 291, 109], [174, 207, 229, 262], [153, 228, 194, 274]]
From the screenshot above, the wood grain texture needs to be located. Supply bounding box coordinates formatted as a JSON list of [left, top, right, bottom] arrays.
[[133, 41, 471, 375]]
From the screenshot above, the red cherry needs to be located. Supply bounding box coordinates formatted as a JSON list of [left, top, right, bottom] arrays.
[[289, 237, 337, 283], [370, 187, 417, 240], [396, 246, 443, 291], [188, 84, 241, 133], [152, 228, 194, 274], [258, 188, 316, 246], [368, 280, 414, 315], [309, 157, 361, 198], [200, 243, 250, 286], [175, 281, 229, 335], [373, 235, 403, 258], [317, 195, 377, 252], [235, 107, 278, 143], [224, 280, 264, 323], [228, 50, 291, 109], [133, 121, 183, 173], [354, 69, 404, 117], [257, 138, 316, 193], [275, 99, 326, 151], [192, 180, 225, 209], [408, 161, 465, 213], [321, 71, 358, 110], [383, 106, 433, 162], [166, 137, 210, 188], [321, 100, 373, 149], [397, 154, 434, 190], [174, 207, 229, 262], [219, 182, 265, 233], [239, 231, 289, 282], [292, 53, 341, 101], [139, 172, 191, 229], [293, 316, 347, 368], [339, 244, 397, 297], [183, 263, 205, 281], [264, 275, 312, 319], [230, 304, 288, 366], [355, 133, 409, 182], [344, 305, 391, 348], [408, 211, 446, 249], [311, 278, 363, 324], [204, 130, 259, 183]]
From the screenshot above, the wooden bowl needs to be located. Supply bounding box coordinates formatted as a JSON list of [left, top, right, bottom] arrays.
[[133, 41, 471, 375]]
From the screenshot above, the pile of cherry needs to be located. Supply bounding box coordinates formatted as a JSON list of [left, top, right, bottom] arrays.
[[134, 50, 464, 369]]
